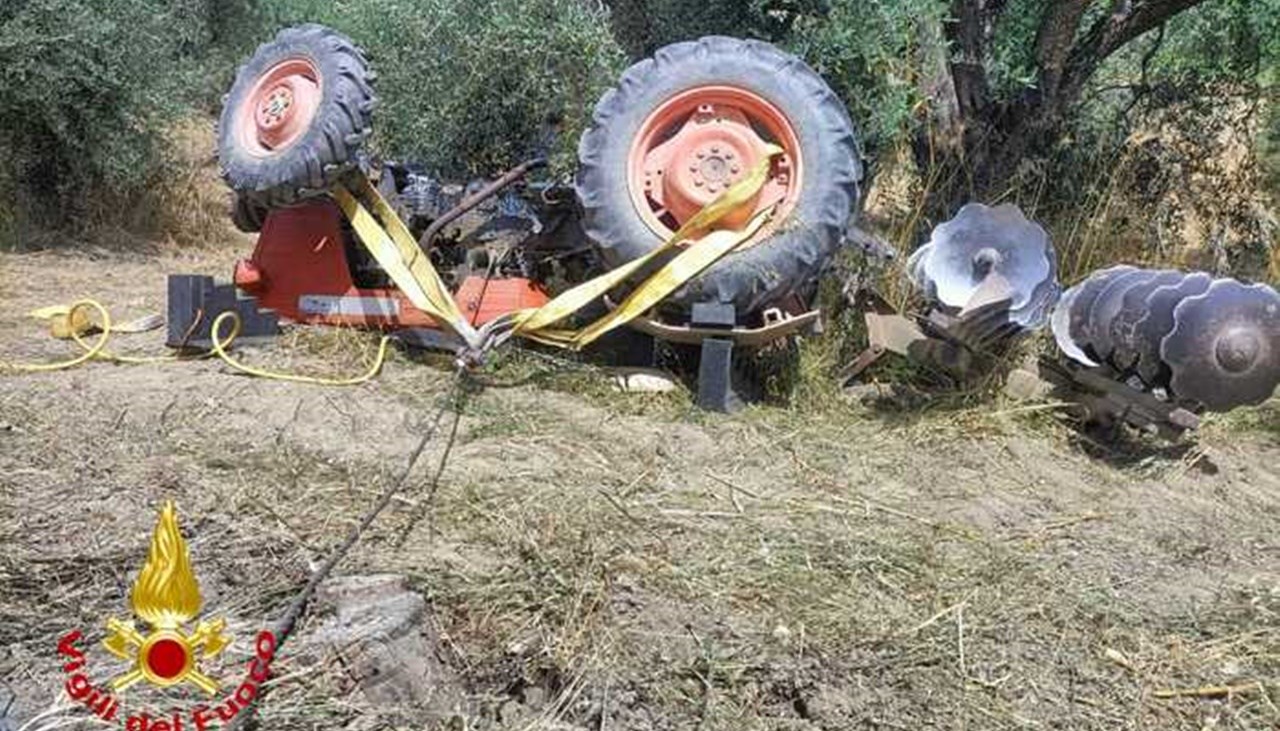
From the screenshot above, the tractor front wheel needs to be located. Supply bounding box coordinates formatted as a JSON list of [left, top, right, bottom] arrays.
[[217, 24, 377, 209]]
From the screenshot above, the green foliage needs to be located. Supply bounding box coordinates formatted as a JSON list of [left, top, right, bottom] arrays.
[[986, 0, 1047, 96], [1142, 0, 1280, 83], [0, 0, 262, 238], [0, 0, 624, 235], [264, 0, 626, 177], [789, 0, 943, 156], [0, 0, 1275, 245], [0, 0, 182, 228]]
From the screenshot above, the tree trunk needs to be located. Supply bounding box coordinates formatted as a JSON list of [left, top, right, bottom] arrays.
[[914, 0, 1211, 227]]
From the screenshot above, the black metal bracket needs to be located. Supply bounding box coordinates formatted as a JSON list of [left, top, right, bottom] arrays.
[[692, 302, 745, 413], [1035, 356, 1201, 439], [166, 275, 279, 351], [844, 287, 1024, 385]]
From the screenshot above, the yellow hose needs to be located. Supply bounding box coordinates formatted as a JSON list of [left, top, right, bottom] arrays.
[[0, 299, 182, 372], [3, 301, 387, 386], [208, 311, 390, 386]]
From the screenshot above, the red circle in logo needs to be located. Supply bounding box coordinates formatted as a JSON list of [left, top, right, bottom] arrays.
[[146, 638, 188, 679]]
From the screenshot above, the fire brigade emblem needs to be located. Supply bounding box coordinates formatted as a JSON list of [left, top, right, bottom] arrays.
[[102, 501, 230, 694]]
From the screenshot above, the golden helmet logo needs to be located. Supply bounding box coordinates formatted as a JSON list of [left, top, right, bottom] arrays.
[[102, 501, 231, 694], [55, 501, 279, 729]]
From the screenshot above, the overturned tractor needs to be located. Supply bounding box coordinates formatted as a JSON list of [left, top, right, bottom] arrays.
[[193, 24, 863, 409], [176, 24, 1276, 424]]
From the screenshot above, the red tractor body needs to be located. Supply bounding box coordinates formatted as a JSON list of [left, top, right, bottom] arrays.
[[233, 200, 549, 330]]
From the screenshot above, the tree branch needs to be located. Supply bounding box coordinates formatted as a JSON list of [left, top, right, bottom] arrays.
[[1033, 0, 1091, 100], [944, 0, 993, 120], [1099, 0, 1205, 58], [1059, 0, 1210, 105]]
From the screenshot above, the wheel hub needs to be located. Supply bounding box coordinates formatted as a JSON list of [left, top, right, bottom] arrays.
[[1215, 326, 1260, 373], [651, 110, 772, 225], [629, 87, 801, 243], [256, 86, 294, 130], [236, 58, 322, 156]]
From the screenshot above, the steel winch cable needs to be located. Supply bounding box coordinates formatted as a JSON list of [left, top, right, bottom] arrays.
[[225, 368, 469, 731]]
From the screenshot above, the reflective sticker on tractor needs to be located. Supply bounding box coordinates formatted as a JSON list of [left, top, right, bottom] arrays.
[[298, 295, 400, 317]]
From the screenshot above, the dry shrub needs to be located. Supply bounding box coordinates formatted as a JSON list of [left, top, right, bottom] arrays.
[[857, 91, 1276, 286], [1095, 93, 1276, 279], [142, 118, 245, 249]]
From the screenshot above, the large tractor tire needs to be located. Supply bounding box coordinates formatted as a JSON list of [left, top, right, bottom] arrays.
[[576, 36, 862, 317], [218, 24, 377, 208]]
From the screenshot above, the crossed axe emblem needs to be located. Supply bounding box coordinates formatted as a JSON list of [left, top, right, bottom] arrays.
[[103, 616, 230, 694]]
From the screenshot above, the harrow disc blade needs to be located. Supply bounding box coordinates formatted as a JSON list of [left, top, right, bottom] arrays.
[[1051, 283, 1090, 364], [1161, 279, 1280, 411], [1086, 269, 1165, 364], [1015, 278, 1061, 330], [1109, 270, 1185, 371], [906, 244, 935, 301], [1060, 265, 1136, 366], [1132, 272, 1212, 385], [1010, 238, 1061, 329], [919, 203, 1056, 314], [952, 297, 1020, 347]]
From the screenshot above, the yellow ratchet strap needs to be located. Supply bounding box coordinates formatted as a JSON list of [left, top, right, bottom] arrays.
[[332, 178, 482, 348], [508, 143, 783, 349]]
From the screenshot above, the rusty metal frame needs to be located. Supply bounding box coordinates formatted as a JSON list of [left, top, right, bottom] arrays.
[[625, 308, 820, 346]]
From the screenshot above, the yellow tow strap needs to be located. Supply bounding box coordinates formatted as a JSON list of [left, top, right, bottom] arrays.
[[333, 179, 481, 348], [515, 208, 772, 348], [506, 145, 782, 349], [339, 144, 783, 351]]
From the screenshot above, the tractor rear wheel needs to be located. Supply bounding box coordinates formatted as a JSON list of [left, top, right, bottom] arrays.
[[576, 36, 862, 317], [218, 24, 377, 208]]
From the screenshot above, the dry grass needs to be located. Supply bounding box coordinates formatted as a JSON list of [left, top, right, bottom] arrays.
[[3, 274, 1277, 730], [2, 102, 1279, 729], [143, 119, 245, 251]]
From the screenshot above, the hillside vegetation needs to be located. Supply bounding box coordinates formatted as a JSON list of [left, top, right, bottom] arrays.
[[0, 0, 1275, 279]]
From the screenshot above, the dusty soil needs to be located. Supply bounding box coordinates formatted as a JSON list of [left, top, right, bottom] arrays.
[[1, 243, 1277, 730]]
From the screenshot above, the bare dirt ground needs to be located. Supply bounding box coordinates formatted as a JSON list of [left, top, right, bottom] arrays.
[[1, 242, 1277, 730]]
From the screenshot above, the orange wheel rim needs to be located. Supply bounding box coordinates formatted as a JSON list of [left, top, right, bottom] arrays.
[[235, 58, 322, 157], [627, 85, 802, 244]]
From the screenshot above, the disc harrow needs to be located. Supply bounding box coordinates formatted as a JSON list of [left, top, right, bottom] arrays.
[[846, 203, 1061, 384], [1050, 266, 1279, 413]]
